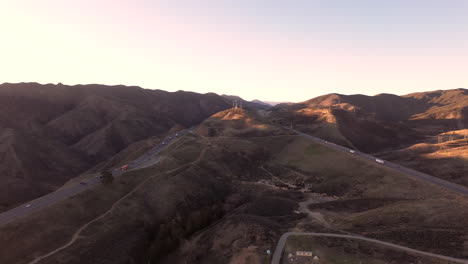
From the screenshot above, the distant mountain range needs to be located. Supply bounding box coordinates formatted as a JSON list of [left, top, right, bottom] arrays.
[[1, 83, 467, 211], [271, 88, 467, 151], [1, 85, 468, 264], [269, 88, 468, 186]]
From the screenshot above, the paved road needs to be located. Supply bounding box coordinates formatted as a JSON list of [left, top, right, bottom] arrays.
[[271, 232, 468, 264], [290, 128, 468, 197], [0, 129, 190, 227], [270, 129, 468, 263], [27, 145, 207, 264]]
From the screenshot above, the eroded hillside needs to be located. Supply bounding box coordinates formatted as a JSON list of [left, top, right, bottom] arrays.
[[0, 83, 230, 211], [1, 108, 468, 264], [268, 88, 468, 185]]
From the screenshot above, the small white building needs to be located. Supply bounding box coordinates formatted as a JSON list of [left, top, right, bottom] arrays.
[[296, 251, 313, 257]]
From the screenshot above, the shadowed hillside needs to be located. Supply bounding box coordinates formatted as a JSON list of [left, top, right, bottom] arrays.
[[0, 82, 230, 211], [2, 108, 468, 264], [271, 88, 467, 133], [268, 88, 468, 183], [378, 129, 468, 187]]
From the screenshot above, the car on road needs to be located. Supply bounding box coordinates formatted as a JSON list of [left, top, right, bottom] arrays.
[[376, 159, 385, 164], [25, 204, 31, 208], [121, 165, 129, 172], [349, 150, 355, 154]]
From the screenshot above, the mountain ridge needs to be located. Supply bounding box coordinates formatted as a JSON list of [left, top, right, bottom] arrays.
[[0, 82, 231, 210]]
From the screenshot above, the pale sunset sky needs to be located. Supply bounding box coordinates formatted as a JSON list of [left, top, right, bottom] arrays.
[[0, 0, 467, 102]]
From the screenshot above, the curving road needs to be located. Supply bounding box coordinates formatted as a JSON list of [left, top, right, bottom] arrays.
[[270, 128, 468, 264], [290, 128, 468, 197], [271, 232, 468, 264], [0, 129, 190, 227]]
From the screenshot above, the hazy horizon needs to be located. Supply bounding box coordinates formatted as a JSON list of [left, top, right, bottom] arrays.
[[1, 0, 467, 101], [3, 81, 466, 104]]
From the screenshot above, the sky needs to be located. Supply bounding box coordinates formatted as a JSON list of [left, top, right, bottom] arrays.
[[0, 0, 467, 102]]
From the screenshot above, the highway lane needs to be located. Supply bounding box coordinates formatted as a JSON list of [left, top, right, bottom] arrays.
[[291, 128, 468, 197], [0, 129, 190, 226], [271, 232, 468, 264], [269, 129, 468, 263], [0, 179, 101, 226]]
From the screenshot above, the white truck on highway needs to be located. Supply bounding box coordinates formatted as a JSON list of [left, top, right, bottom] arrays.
[[375, 159, 385, 164]]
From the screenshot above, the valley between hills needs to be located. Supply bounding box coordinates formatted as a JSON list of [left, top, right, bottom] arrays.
[[0, 83, 467, 264]]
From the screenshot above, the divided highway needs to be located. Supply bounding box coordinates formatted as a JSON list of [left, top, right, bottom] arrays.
[[270, 128, 468, 264], [0, 129, 190, 226], [291, 129, 468, 197]]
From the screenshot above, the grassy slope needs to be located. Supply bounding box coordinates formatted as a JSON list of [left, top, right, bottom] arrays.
[[0, 136, 191, 264], [0, 83, 231, 210], [1, 109, 468, 263], [274, 137, 468, 258], [378, 137, 468, 187]]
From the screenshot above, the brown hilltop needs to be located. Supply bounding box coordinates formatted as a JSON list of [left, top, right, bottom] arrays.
[[299, 88, 468, 123], [271, 88, 467, 151], [196, 108, 294, 137], [0, 82, 230, 210], [269, 88, 468, 185], [405, 88, 468, 123], [3, 103, 468, 264]]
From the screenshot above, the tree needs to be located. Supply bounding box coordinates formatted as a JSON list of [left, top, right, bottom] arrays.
[[101, 171, 114, 184]]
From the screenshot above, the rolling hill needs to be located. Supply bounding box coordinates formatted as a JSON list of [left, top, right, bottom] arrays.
[[268, 88, 468, 185], [0, 82, 230, 211], [2, 108, 468, 264]]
